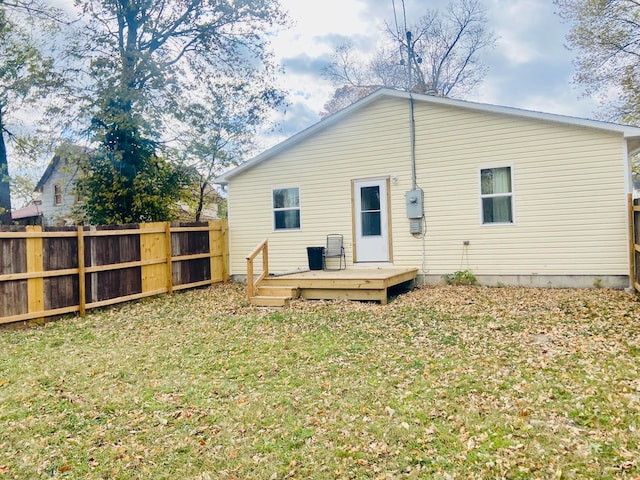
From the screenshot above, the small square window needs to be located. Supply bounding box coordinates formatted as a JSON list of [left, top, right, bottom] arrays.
[[273, 187, 300, 230], [480, 167, 513, 224]]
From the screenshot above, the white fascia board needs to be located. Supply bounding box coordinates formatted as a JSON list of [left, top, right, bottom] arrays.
[[392, 89, 640, 137]]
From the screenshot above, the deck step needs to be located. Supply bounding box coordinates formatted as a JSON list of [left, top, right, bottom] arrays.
[[256, 285, 300, 298], [249, 295, 292, 307]]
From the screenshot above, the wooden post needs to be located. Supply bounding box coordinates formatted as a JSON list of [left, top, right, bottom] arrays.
[[221, 219, 229, 281], [26, 225, 44, 322], [77, 226, 86, 317], [246, 256, 254, 299], [246, 239, 268, 300], [141, 222, 167, 294], [209, 220, 219, 283], [165, 222, 173, 294], [262, 241, 269, 280]]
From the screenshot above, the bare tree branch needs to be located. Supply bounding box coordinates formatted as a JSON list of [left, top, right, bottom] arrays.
[[322, 0, 495, 116]]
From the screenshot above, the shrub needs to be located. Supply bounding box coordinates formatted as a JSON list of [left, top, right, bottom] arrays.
[[442, 269, 477, 286]]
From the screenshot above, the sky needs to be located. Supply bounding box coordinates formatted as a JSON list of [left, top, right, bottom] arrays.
[[266, 0, 599, 146], [10, 0, 599, 201]]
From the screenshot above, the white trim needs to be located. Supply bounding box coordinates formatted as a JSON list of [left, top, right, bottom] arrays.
[[623, 142, 632, 195], [353, 177, 390, 262], [479, 165, 516, 226], [272, 186, 301, 232]]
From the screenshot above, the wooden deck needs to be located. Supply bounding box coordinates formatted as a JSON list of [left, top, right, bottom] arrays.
[[259, 267, 418, 305]]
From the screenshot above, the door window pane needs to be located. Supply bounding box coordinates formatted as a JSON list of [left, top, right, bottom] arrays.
[[361, 186, 380, 211], [362, 212, 381, 236], [361, 185, 382, 235]]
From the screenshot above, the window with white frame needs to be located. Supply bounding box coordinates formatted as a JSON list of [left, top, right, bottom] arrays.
[[273, 187, 300, 230], [54, 184, 63, 206], [480, 166, 513, 224]]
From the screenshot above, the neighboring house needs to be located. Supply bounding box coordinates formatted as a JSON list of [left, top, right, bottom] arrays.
[[175, 182, 220, 221], [215, 88, 640, 289], [11, 197, 43, 225], [35, 146, 87, 227]]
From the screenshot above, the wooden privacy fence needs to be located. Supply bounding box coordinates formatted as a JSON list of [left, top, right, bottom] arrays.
[[0, 220, 228, 325], [632, 196, 640, 292]]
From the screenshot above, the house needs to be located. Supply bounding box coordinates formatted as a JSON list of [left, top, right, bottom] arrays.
[[35, 145, 87, 226], [215, 88, 640, 289], [10, 197, 43, 225]]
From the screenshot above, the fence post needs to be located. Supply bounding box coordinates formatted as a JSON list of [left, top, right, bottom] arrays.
[[26, 225, 44, 322], [222, 219, 229, 281], [209, 220, 220, 283], [78, 226, 86, 316], [165, 222, 173, 294]]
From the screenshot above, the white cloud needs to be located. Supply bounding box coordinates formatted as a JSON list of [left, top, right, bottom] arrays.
[[275, 0, 375, 59]]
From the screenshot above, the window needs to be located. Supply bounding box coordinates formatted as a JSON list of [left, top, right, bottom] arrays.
[[360, 185, 382, 236], [54, 184, 63, 206], [480, 167, 513, 224], [273, 187, 300, 230]]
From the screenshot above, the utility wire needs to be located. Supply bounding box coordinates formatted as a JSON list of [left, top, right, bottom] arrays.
[[401, 0, 408, 33], [391, 0, 404, 61], [392, 0, 400, 36]]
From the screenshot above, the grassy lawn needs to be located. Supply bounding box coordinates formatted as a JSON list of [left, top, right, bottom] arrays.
[[1, 283, 639, 479]]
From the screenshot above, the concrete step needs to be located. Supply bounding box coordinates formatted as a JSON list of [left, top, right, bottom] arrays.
[[249, 295, 291, 307]]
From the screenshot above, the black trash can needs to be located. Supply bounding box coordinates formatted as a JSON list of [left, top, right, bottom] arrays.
[[307, 246, 324, 270]]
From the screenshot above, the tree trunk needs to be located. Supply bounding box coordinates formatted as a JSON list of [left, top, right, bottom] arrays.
[[195, 181, 206, 222], [0, 106, 13, 225]]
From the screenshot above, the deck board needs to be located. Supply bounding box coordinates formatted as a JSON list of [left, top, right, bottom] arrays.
[[261, 267, 418, 304]]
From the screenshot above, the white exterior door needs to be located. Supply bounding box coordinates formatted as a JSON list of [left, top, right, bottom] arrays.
[[353, 178, 390, 263]]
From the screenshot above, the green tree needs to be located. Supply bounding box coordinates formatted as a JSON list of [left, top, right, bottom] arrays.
[[322, 0, 495, 116], [72, 0, 287, 224], [74, 145, 192, 225], [555, 0, 640, 123], [175, 80, 285, 222], [0, 3, 62, 224]]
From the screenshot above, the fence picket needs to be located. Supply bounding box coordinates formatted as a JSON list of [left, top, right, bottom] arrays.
[[26, 226, 44, 322]]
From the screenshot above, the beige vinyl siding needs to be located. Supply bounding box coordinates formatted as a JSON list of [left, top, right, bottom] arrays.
[[228, 97, 410, 275], [393, 101, 628, 276], [227, 96, 630, 277]]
